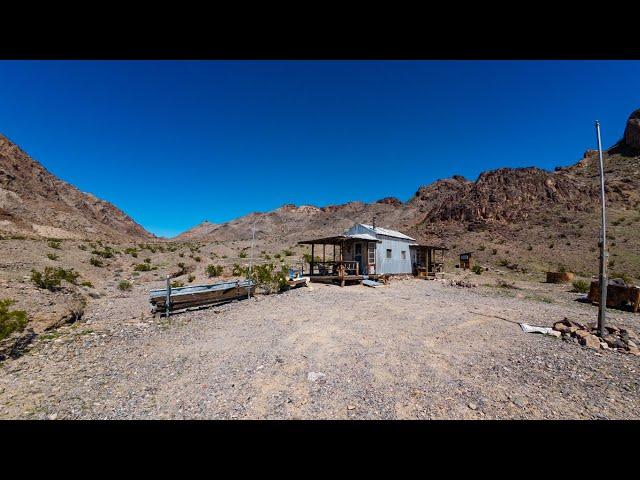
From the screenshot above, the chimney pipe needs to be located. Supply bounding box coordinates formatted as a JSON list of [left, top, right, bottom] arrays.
[[372, 216, 376, 230]]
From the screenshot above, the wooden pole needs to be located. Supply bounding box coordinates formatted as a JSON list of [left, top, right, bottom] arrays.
[[311, 243, 315, 275]]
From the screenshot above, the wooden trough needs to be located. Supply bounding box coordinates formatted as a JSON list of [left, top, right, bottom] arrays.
[[149, 279, 255, 315], [587, 280, 640, 313]]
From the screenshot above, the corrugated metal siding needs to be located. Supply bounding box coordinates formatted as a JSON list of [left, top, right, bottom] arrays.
[[375, 236, 414, 274], [343, 223, 414, 274]]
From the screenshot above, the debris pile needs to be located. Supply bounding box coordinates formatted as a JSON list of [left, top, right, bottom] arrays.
[[448, 279, 477, 288], [553, 318, 640, 355]]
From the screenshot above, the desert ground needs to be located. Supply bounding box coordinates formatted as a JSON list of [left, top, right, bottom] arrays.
[[1, 271, 638, 420]]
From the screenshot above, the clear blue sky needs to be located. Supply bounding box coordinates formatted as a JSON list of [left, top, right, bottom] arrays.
[[0, 61, 638, 237]]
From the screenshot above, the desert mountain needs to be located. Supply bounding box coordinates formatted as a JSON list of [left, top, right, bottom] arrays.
[[175, 108, 640, 278], [0, 133, 155, 240]]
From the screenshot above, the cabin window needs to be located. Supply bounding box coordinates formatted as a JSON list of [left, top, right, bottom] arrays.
[[401, 250, 406, 260], [368, 243, 375, 264], [386, 249, 392, 258]]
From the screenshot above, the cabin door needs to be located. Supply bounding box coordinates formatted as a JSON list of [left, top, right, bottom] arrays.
[[354, 242, 363, 275]]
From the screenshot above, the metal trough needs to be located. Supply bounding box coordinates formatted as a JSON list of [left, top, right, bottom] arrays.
[[149, 279, 255, 315]]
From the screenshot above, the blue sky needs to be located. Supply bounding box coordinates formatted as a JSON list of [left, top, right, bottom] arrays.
[[0, 60, 638, 237]]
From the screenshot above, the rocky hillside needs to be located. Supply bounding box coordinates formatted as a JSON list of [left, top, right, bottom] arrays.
[[0, 133, 155, 241], [176, 108, 640, 279]]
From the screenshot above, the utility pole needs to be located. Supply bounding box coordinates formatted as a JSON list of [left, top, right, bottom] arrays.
[[248, 221, 256, 299], [595, 120, 607, 337]]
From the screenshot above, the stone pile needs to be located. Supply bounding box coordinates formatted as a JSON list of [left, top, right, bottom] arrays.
[[553, 317, 640, 355]]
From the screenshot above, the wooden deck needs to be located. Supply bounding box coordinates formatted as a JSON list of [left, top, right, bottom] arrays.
[[308, 274, 382, 286]]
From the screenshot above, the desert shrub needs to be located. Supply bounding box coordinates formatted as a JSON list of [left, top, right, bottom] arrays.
[[262, 253, 271, 260], [31, 267, 79, 291], [302, 253, 323, 264], [492, 249, 497, 255], [124, 247, 138, 257], [187, 274, 195, 283], [171, 280, 184, 288], [89, 257, 103, 267], [134, 263, 152, 272], [238, 251, 247, 259], [498, 259, 509, 267], [572, 279, 590, 293], [232, 263, 247, 277], [478, 245, 486, 251], [118, 280, 132, 291], [178, 252, 184, 257], [144, 258, 151, 264], [558, 265, 567, 273], [549, 243, 554, 249], [47, 239, 61, 249], [250, 262, 289, 294], [91, 247, 114, 258], [471, 265, 483, 275], [81, 280, 93, 288], [0, 299, 28, 341], [78, 244, 87, 251], [193, 256, 201, 263], [47, 253, 59, 261], [274, 253, 281, 259], [206, 264, 224, 278], [282, 249, 294, 257]]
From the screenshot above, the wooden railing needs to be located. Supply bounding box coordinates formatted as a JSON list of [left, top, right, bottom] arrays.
[[309, 260, 360, 276]]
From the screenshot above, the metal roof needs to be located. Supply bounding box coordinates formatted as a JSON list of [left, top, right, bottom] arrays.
[[347, 233, 378, 241], [358, 224, 416, 241]]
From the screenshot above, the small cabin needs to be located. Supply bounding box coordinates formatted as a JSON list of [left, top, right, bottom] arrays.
[[298, 223, 447, 283]]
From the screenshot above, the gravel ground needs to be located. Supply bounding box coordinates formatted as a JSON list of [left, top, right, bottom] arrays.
[[1, 277, 639, 419]]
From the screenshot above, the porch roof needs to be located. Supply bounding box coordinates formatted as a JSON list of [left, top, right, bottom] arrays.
[[298, 233, 380, 245], [409, 244, 449, 251]]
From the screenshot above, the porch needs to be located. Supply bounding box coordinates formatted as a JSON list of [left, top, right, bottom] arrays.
[[297, 234, 381, 286], [411, 245, 448, 278]]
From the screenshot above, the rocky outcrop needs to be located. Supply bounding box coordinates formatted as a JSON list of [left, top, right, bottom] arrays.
[[624, 108, 640, 150], [376, 197, 402, 206]]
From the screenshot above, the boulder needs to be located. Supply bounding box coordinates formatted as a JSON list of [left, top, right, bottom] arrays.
[[546, 271, 575, 284], [580, 333, 602, 350]]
